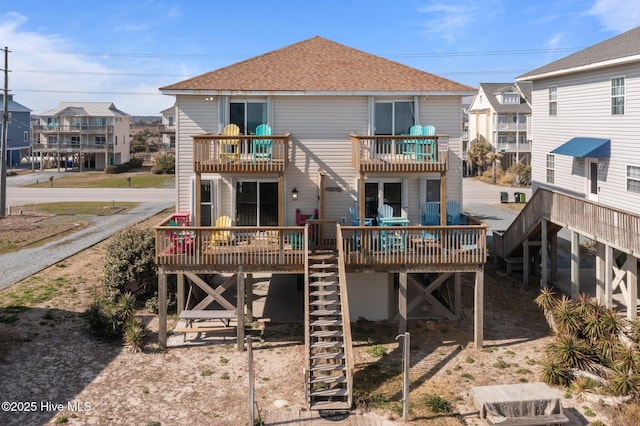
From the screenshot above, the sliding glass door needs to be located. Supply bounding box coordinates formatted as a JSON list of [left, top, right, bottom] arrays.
[[236, 181, 278, 226]]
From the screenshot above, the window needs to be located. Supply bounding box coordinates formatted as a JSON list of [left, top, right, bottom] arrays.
[[628, 165, 640, 193], [95, 136, 106, 145], [94, 117, 107, 126], [230, 101, 267, 134], [24, 131, 28, 142], [501, 92, 519, 104], [425, 179, 440, 202], [546, 154, 555, 184], [548, 87, 557, 116], [374, 101, 414, 135], [611, 77, 625, 115], [364, 181, 404, 219], [236, 181, 278, 226], [168, 116, 174, 126]]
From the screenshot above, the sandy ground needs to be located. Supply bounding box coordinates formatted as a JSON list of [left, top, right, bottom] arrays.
[[0, 214, 618, 426]]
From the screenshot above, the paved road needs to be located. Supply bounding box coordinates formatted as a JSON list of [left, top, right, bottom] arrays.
[[0, 171, 174, 290], [463, 177, 531, 235]]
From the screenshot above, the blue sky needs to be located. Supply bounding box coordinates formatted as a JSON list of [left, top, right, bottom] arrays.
[[2, 0, 640, 115]]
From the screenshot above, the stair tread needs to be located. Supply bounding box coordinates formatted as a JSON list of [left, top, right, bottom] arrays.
[[310, 299, 338, 306], [310, 290, 338, 296], [310, 352, 344, 360], [309, 263, 337, 269], [311, 340, 343, 349], [310, 309, 341, 316], [311, 375, 347, 384], [310, 281, 337, 287], [311, 330, 343, 337], [310, 319, 342, 327], [309, 401, 350, 410], [311, 363, 346, 372], [310, 387, 349, 397], [308, 254, 336, 260], [310, 272, 337, 278]]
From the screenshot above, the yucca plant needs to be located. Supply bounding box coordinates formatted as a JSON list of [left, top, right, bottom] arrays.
[[548, 334, 595, 372], [626, 317, 640, 343], [539, 354, 571, 386], [600, 307, 623, 339], [570, 375, 600, 397], [583, 308, 609, 343], [574, 293, 597, 317], [614, 343, 640, 373], [595, 335, 623, 368], [124, 317, 146, 352], [535, 287, 558, 331], [553, 296, 583, 336], [608, 367, 640, 397]]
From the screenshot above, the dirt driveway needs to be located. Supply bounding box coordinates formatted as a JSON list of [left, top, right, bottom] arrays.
[[0, 214, 613, 425]]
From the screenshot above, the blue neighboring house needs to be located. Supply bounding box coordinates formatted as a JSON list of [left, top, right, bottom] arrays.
[[1, 94, 32, 167]]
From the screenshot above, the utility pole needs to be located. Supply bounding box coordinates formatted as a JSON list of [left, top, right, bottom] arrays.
[[0, 46, 9, 219]]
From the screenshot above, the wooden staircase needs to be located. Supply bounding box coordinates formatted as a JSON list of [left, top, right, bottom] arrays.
[[304, 246, 353, 411]]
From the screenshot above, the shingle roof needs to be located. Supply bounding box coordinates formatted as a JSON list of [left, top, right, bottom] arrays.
[[470, 82, 531, 114], [40, 102, 129, 117], [517, 26, 640, 80], [160, 36, 474, 93]]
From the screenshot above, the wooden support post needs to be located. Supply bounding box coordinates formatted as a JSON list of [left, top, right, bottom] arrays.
[[523, 239, 530, 285], [195, 173, 202, 226], [454, 273, 461, 318], [237, 271, 245, 351], [177, 273, 185, 316], [278, 174, 284, 226], [596, 242, 605, 304], [398, 272, 407, 335], [540, 220, 548, 288], [605, 245, 613, 308], [474, 265, 484, 349], [570, 231, 580, 297], [626, 255, 637, 320], [358, 172, 365, 226], [246, 273, 254, 323], [158, 272, 167, 350], [550, 231, 558, 283], [439, 173, 447, 226]]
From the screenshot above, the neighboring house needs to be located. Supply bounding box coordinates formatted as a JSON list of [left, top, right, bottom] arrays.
[[494, 27, 640, 324], [467, 82, 532, 171], [32, 102, 130, 170], [156, 37, 486, 409], [1, 94, 31, 168], [159, 105, 176, 149]]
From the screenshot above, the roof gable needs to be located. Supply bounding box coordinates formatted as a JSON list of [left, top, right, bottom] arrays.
[[518, 26, 640, 80], [160, 36, 474, 93], [40, 102, 129, 117], [469, 82, 531, 114]]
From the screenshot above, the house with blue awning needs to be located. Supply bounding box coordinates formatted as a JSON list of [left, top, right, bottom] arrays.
[[490, 27, 640, 323]]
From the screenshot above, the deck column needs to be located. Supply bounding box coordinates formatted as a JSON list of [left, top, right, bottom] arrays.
[[246, 273, 254, 322], [550, 231, 558, 283], [158, 271, 167, 349], [626, 255, 637, 320], [595, 242, 605, 304], [570, 231, 580, 297], [177, 273, 185, 316], [454, 273, 461, 318], [474, 265, 484, 349], [237, 271, 245, 351], [398, 272, 407, 335], [523, 239, 530, 285], [540, 220, 548, 288], [605, 245, 613, 307]]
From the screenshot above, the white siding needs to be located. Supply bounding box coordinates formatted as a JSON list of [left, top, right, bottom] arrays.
[[530, 61, 640, 213], [175, 96, 218, 212], [346, 273, 390, 321]]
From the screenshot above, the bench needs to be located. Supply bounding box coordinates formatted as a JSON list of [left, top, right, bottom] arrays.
[[177, 309, 237, 341], [487, 413, 569, 425]]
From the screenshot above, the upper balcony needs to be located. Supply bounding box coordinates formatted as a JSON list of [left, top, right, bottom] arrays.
[[32, 142, 115, 152], [159, 124, 176, 134], [193, 133, 290, 174], [33, 124, 115, 134], [497, 140, 532, 153], [351, 134, 448, 174], [496, 122, 528, 132]]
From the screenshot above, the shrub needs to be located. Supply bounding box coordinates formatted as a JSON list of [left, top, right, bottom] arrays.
[[506, 163, 531, 185], [368, 344, 388, 358], [151, 152, 175, 174], [103, 227, 156, 303], [124, 317, 146, 352], [85, 293, 136, 340], [424, 395, 452, 414]]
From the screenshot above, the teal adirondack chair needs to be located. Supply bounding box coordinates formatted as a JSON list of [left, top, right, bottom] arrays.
[[404, 124, 423, 157], [416, 125, 436, 162], [421, 202, 440, 226], [446, 200, 469, 225], [252, 124, 272, 163]]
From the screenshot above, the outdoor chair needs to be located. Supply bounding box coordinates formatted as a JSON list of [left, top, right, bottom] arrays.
[[420, 201, 440, 241], [252, 124, 272, 163], [220, 123, 240, 161], [416, 125, 436, 162], [210, 215, 233, 245], [377, 204, 394, 224], [446, 200, 469, 225], [349, 207, 373, 226]]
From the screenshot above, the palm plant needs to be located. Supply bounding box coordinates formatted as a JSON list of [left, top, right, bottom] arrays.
[[548, 334, 595, 372], [539, 354, 571, 386], [608, 367, 640, 397], [553, 296, 583, 336], [535, 287, 558, 331], [614, 343, 640, 373]]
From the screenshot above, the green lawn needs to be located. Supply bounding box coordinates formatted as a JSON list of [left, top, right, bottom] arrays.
[[24, 170, 174, 188]]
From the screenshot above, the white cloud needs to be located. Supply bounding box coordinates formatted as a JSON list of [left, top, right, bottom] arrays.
[[588, 0, 640, 32], [0, 12, 172, 115], [545, 33, 563, 50], [418, 1, 501, 42]]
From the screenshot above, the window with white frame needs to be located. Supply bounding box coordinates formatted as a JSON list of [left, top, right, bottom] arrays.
[[374, 100, 415, 135], [546, 154, 555, 184], [611, 77, 625, 115], [548, 86, 557, 116], [230, 100, 268, 134], [627, 165, 640, 193], [501, 92, 519, 104]]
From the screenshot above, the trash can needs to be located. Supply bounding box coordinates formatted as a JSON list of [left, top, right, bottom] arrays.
[[519, 193, 526, 203], [514, 192, 522, 203], [500, 192, 509, 203]]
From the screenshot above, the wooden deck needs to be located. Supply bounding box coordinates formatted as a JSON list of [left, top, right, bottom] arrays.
[[262, 409, 396, 425], [155, 220, 487, 273]]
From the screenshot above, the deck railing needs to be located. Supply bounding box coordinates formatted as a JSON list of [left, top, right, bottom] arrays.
[[351, 134, 448, 173], [496, 188, 640, 258], [32, 125, 114, 133], [32, 142, 115, 151], [193, 133, 290, 173], [156, 217, 487, 272]]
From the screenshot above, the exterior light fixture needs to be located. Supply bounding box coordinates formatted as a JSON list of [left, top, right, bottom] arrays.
[[291, 188, 298, 201]]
